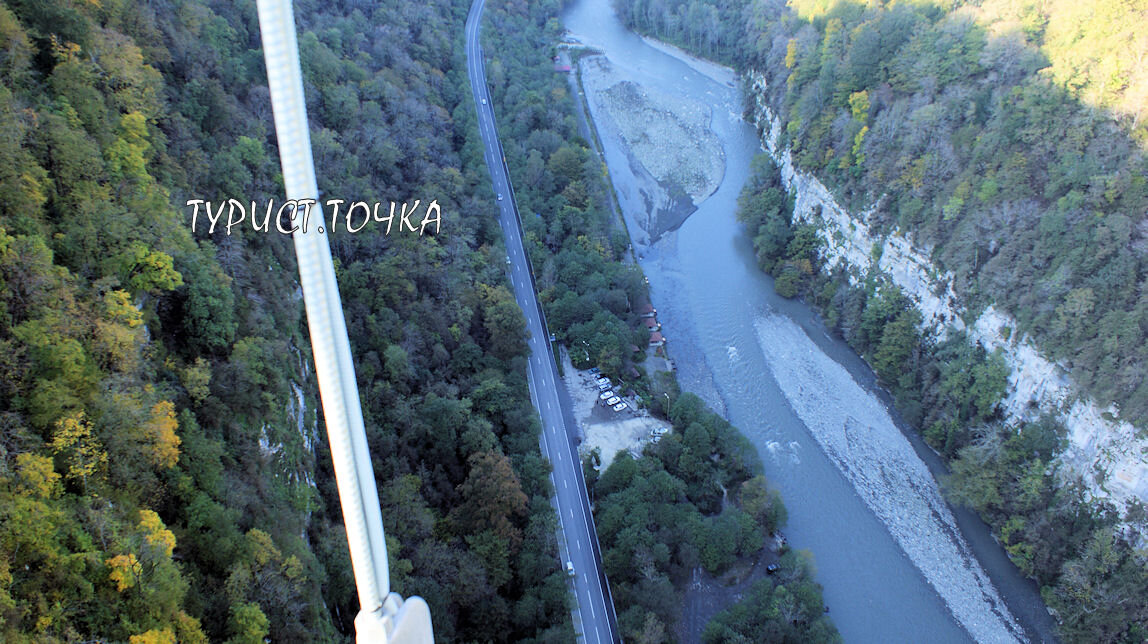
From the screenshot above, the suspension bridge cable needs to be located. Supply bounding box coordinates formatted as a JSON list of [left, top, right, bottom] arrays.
[[255, 1, 433, 641]]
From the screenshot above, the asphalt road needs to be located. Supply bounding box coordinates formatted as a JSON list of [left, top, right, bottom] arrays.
[[464, 2, 620, 642]]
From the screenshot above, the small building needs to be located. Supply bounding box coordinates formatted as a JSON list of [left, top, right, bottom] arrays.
[[643, 317, 659, 330], [638, 303, 656, 318], [649, 331, 665, 347]]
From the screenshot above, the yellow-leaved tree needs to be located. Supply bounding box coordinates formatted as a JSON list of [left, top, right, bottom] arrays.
[[143, 401, 181, 469], [93, 288, 144, 373], [138, 509, 176, 558], [129, 629, 175, 644], [106, 553, 142, 592], [49, 411, 106, 490], [15, 453, 60, 499]]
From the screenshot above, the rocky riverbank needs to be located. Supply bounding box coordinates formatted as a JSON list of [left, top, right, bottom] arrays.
[[754, 313, 1025, 644]]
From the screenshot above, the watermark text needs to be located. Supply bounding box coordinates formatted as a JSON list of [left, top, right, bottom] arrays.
[[187, 198, 441, 236]]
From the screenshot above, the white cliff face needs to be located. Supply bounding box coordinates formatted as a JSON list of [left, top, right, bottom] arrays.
[[747, 71, 1148, 526]]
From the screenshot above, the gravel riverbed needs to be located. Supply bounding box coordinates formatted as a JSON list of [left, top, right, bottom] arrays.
[[754, 313, 1026, 644]]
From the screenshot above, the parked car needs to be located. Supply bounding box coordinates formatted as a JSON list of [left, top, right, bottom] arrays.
[[596, 377, 610, 386], [605, 396, 621, 406], [650, 436, 662, 444], [589, 367, 600, 374], [612, 402, 628, 412], [597, 382, 610, 391], [651, 427, 669, 436], [599, 390, 614, 401]]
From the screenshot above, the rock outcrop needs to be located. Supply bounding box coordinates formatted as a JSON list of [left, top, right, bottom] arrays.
[[746, 71, 1148, 531]]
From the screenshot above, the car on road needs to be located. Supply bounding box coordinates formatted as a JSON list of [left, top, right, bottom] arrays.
[[612, 402, 628, 412], [566, 561, 575, 577], [605, 396, 621, 406], [497, 193, 503, 201], [505, 255, 510, 264], [481, 98, 487, 105], [598, 390, 614, 401]]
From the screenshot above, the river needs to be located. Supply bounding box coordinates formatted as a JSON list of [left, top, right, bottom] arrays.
[[560, 0, 1056, 642]]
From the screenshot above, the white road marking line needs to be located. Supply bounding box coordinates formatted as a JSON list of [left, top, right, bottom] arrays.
[[470, 19, 614, 644]]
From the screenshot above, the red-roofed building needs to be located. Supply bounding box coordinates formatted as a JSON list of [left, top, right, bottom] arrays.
[[649, 331, 665, 347]]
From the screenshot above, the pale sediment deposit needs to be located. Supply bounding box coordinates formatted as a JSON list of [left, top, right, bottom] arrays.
[[754, 313, 1025, 644], [599, 79, 722, 201], [578, 55, 723, 239]]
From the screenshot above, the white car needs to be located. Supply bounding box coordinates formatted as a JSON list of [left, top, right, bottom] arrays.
[[651, 427, 669, 436], [566, 561, 575, 577], [497, 193, 503, 201], [597, 382, 610, 391], [605, 396, 621, 406], [612, 402, 628, 412], [481, 98, 487, 105], [596, 377, 611, 386], [650, 435, 662, 444], [599, 390, 614, 401]]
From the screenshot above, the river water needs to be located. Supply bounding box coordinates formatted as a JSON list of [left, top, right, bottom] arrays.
[[561, 0, 1055, 642]]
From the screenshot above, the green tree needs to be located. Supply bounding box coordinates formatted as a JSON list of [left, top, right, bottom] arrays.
[[227, 602, 270, 644]]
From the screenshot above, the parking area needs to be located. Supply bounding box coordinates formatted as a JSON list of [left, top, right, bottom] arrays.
[[562, 352, 670, 471]]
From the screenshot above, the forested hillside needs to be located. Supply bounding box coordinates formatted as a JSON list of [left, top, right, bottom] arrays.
[[0, 0, 573, 641], [613, 0, 1148, 641]]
